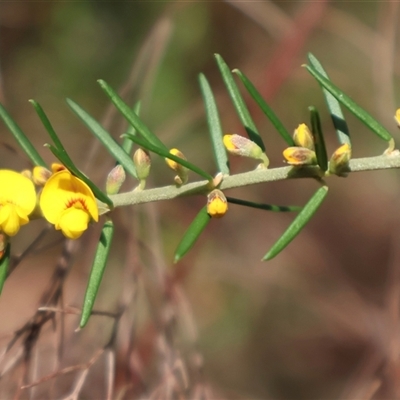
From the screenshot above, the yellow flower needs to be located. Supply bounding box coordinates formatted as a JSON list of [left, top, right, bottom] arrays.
[[207, 189, 228, 218], [0, 170, 36, 236], [40, 170, 99, 239]]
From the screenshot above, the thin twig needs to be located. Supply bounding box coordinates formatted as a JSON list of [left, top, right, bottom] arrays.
[[109, 154, 400, 209]]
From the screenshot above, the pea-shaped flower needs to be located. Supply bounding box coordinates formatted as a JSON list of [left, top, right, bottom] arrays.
[[40, 170, 99, 239], [0, 170, 36, 236], [207, 189, 228, 218]]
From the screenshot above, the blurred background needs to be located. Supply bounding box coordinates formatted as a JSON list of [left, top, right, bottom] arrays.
[[1, 1, 400, 399]]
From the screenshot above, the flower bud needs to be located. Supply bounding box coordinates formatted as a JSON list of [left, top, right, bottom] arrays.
[[32, 166, 52, 186], [106, 165, 126, 195], [329, 143, 351, 176], [283, 147, 317, 166], [394, 109, 400, 127], [133, 148, 151, 181], [207, 189, 228, 218], [20, 169, 32, 179], [51, 163, 66, 173], [165, 148, 188, 185], [293, 123, 314, 150], [223, 134, 263, 159]]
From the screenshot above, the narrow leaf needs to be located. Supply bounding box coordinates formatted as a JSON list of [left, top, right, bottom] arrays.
[[123, 133, 213, 181], [0, 244, 10, 295], [97, 80, 168, 151], [122, 101, 141, 155], [199, 73, 230, 174], [174, 206, 211, 263], [30, 100, 67, 154], [233, 69, 294, 146], [46, 144, 113, 207], [66, 98, 138, 179], [263, 186, 329, 260], [307, 53, 351, 145], [226, 197, 301, 212], [80, 220, 114, 328], [309, 106, 328, 171], [305, 64, 392, 142], [0, 103, 46, 167], [215, 54, 266, 152]]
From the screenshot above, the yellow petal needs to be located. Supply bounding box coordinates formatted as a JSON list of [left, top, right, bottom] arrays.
[[0, 204, 22, 236], [0, 170, 36, 215], [56, 207, 90, 239], [207, 189, 228, 218], [40, 170, 98, 225]]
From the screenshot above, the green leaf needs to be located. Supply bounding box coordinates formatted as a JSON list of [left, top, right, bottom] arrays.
[[214, 54, 266, 152], [309, 106, 328, 171], [263, 186, 328, 260], [30, 100, 67, 155], [0, 103, 47, 167], [46, 144, 113, 207], [97, 79, 167, 151], [226, 197, 302, 212], [0, 244, 10, 296], [305, 64, 392, 142], [233, 69, 294, 146], [80, 220, 114, 328], [123, 133, 213, 181], [174, 206, 211, 263], [307, 54, 351, 146], [122, 101, 141, 155], [199, 73, 230, 175], [66, 98, 138, 179]]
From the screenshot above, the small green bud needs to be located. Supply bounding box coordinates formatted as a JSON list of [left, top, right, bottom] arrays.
[[106, 165, 126, 195], [133, 148, 151, 181]]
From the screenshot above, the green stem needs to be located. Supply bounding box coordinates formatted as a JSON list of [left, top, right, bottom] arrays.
[[103, 154, 400, 212]]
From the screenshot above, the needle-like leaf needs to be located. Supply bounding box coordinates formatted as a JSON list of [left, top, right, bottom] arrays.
[[226, 197, 302, 212], [215, 54, 266, 153], [66, 98, 138, 179], [305, 63, 392, 142], [233, 69, 294, 146], [309, 106, 328, 171], [307, 53, 351, 146], [98, 79, 168, 151], [122, 101, 141, 155], [263, 186, 328, 260], [174, 206, 211, 263], [80, 220, 114, 328], [199, 73, 230, 175], [0, 244, 10, 296], [0, 103, 47, 167]]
